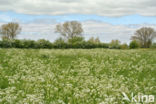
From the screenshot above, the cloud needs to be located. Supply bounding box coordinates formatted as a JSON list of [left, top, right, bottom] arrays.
[[1, 11, 156, 25], [83, 21, 156, 42], [16, 23, 58, 41], [1, 21, 155, 43], [0, 0, 156, 16], [18, 21, 135, 43], [82, 21, 136, 43]]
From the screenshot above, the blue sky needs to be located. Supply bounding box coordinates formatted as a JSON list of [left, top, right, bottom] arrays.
[[0, 0, 156, 43], [1, 11, 156, 25]]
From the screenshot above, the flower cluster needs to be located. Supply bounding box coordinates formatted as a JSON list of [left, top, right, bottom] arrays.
[[0, 49, 155, 104]]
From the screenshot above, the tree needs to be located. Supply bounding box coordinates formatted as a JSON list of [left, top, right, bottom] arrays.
[[150, 43, 156, 48], [68, 36, 84, 44], [36, 39, 52, 48], [131, 27, 156, 48], [0, 22, 21, 40], [120, 43, 129, 49], [87, 37, 94, 43], [54, 37, 65, 44], [95, 37, 100, 44], [53, 37, 67, 49], [87, 37, 100, 44], [129, 40, 140, 49], [55, 21, 83, 40], [109, 39, 121, 49]]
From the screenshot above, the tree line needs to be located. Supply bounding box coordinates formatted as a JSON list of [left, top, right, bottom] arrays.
[[0, 21, 156, 49]]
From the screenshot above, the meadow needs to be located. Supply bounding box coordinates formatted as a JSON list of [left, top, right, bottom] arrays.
[[0, 49, 155, 104]]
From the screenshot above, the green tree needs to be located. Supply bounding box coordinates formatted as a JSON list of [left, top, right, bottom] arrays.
[[68, 37, 84, 44], [150, 43, 156, 48], [87, 37, 100, 44], [129, 40, 140, 49], [120, 43, 129, 49], [109, 40, 121, 49], [36, 39, 52, 48]]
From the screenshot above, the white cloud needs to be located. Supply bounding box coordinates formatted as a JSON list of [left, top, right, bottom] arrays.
[[82, 21, 136, 43], [83, 21, 156, 42], [1, 21, 155, 43], [1, 21, 156, 43], [0, 0, 156, 16], [17, 23, 58, 41]]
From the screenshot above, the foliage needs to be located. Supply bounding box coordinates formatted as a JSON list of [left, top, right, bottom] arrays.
[[87, 37, 101, 44], [0, 22, 21, 40], [53, 37, 67, 48], [68, 36, 85, 44], [36, 39, 53, 49], [0, 39, 13, 48], [129, 40, 140, 49], [0, 39, 115, 49], [109, 40, 121, 49], [13, 39, 36, 48], [120, 43, 129, 49], [55, 21, 83, 39], [150, 43, 156, 48], [0, 49, 155, 103], [131, 27, 156, 48]]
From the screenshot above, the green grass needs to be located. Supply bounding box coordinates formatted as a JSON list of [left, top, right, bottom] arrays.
[[0, 49, 155, 104]]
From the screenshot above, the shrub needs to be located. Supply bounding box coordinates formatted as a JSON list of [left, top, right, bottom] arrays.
[[68, 37, 85, 48], [86, 37, 105, 49], [150, 43, 156, 48], [53, 38, 67, 49], [0, 39, 13, 48], [129, 40, 140, 49], [71, 41, 87, 49], [87, 37, 100, 44], [68, 37, 84, 44], [36, 39, 52, 49], [12, 39, 23, 48], [120, 43, 129, 49], [14, 40, 36, 48], [84, 41, 97, 49], [0, 38, 144, 49], [109, 40, 121, 49], [98, 43, 109, 48]]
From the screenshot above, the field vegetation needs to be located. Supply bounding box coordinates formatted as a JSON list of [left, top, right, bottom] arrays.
[[0, 49, 155, 103]]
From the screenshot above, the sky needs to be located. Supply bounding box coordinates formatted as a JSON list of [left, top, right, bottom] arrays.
[[0, 0, 156, 43]]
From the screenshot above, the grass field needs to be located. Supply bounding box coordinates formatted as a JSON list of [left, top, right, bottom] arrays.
[[0, 49, 155, 104]]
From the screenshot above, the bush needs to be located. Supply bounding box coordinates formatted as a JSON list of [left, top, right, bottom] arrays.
[[53, 38, 68, 49], [68, 37, 84, 44], [98, 43, 109, 48], [12, 39, 23, 48], [129, 40, 140, 49], [0, 38, 146, 49], [120, 43, 129, 49], [36, 39, 53, 49], [109, 40, 121, 49], [0, 38, 110, 49], [150, 43, 156, 48], [0, 39, 13, 48], [67, 37, 85, 48], [13, 40, 36, 48], [86, 37, 107, 49], [23, 40, 36, 48]]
